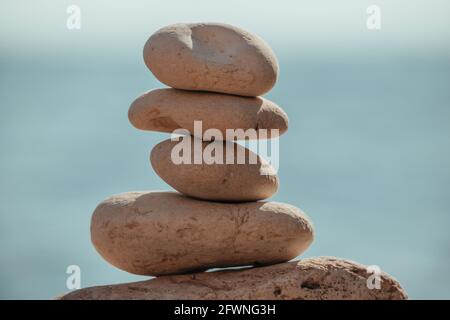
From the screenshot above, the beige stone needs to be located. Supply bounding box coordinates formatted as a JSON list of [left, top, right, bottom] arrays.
[[143, 23, 279, 96], [90, 191, 313, 276], [151, 138, 279, 201], [59, 257, 407, 300], [128, 88, 288, 140]]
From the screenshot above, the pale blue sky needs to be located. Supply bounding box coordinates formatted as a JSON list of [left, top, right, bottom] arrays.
[[1, 0, 450, 59]]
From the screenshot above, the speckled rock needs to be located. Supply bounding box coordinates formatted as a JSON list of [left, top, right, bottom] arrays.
[[151, 138, 279, 202], [143, 23, 279, 96], [90, 191, 314, 276], [128, 88, 288, 139], [59, 257, 408, 300]]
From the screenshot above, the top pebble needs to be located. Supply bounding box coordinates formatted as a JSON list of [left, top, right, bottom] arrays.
[[143, 22, 279, 97]]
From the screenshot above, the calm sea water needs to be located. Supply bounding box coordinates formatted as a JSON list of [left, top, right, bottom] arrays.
[[1, 53, 449, 299]]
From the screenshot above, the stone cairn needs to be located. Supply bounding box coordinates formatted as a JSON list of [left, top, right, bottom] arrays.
[[61, 23, 406, 300]]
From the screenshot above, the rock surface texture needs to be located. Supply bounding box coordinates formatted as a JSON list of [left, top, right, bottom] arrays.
[[143, 23, 279, 96], [60, 257, 407, 300], [91, 191, 314, 276], [128, 88, 288, 139], [150, 139, 279, 202]]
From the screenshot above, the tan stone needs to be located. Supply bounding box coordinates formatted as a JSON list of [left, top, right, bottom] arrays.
[[59, 257, 407, 300], [143, 23, 279, 96], [151, 138, 279, 201], [128, 88, 288, 140], [90, 191, 313, 277]]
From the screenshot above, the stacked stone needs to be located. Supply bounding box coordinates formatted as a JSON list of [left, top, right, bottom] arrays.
[[93, 22, 314, 277], [61, 23, 407, 300]]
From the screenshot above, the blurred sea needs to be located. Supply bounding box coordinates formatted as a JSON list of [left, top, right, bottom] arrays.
[[1, 52, 449, 299]]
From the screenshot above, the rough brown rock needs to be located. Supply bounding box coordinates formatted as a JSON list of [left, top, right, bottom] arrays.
[[91, 191, 314, 276], [128, 88, 288, 139], [60, 257, 407, 300], [143, 23, 279, 96], [151, 138, 279, 202]]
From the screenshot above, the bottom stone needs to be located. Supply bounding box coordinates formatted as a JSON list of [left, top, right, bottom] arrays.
[[59, 257, 407, 300]]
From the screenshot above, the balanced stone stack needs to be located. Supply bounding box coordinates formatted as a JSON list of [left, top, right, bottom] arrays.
[[61, 23, 407, 300]]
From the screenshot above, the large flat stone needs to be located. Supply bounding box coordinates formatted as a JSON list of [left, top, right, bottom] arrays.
[[60, 257, 407, 300]]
